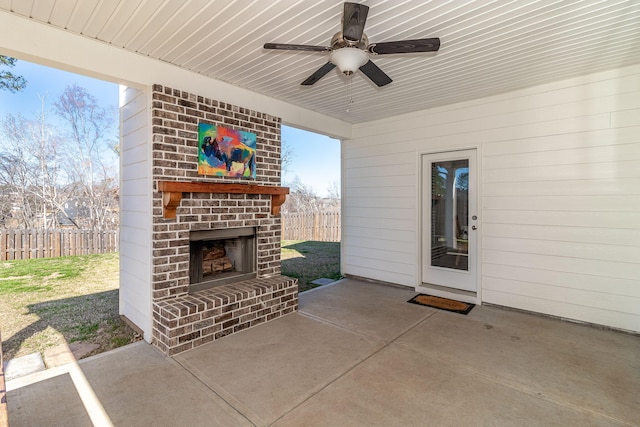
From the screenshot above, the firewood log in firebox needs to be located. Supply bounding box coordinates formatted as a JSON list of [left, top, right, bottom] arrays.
[[203, 257, 234, 274], [203, 244, 226, 260], [202, 242, 234, 275]]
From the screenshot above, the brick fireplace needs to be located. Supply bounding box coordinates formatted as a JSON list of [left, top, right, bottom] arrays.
[[150, 85, 298, 356]]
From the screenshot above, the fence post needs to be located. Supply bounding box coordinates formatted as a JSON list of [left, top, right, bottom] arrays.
[[56, 230, 60, 257], [0, 230, 5, 261], [16, 230, 22, 260], [30, 229, 36, 259]]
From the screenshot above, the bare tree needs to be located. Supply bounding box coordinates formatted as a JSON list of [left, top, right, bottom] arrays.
[[327, 181, 341, 199], [0, 84, 118, 230], [0, 113, 42, 228], [32, 95, 68, 229], [283, 177, 341, 214], [0, 99, 71, 229], [54, 84, 118, 230], [281, 140, 294, 174], [325, 180, 341, 211], [0, 184, 13, 227], [282, 177, 315, 213]]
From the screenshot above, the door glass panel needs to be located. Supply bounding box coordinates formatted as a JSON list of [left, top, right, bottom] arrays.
[[431, 160, 469, 271]]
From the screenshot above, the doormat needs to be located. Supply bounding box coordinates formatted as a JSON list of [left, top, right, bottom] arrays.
[[408, 294, 475, 315]]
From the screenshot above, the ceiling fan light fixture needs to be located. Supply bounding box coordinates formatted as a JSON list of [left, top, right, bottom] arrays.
[[330, 48, 368, 75]]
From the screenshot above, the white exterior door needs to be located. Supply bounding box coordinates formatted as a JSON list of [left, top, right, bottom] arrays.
[[420, 150, 478, 292]]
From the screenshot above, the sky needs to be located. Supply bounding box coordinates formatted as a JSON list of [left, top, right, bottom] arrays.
[[0, 59, 119, 120], [281, 126, 341, 197], [0, 58, 341, 197]]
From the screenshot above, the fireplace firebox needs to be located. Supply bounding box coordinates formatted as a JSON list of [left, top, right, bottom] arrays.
[[189, 227, 256, 292]]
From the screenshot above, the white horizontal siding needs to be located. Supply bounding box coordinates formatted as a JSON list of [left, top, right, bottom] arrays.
[[345, 153, 414, 169], [121, 160, 150, 181], [346, 165, 414, 178], [483, 237, 640, 265], [484, 178, 640, 197], [343, 235, 415, 255], [345, 225, 416, 244], [483, 210, 640, 229], [120, 177, 152, 198], [343, 245, 415, 265], [482, 223, 640, 247], [344, 63, 640, 332], [483, 143, 640, 169], [344, 196, 416, 210], [482, 126, 640, 156], [119, 239, 151, 269], [483, 264, 638, 297], [346, 174, 415, 189], [612, 109, 640, 128], [482, 290, 640, 332], [485, 277, 639, 315], [345, 265, 415, 288], [119, 85, 152, 341], [349, 66, 640, 140], [346, 207, 415, 222], [343, 216, 415, 232], [121, 138, 149, 166], [483, 250, 640, 282], [345, 185, 416, 198], [484, 195, 640, 212]]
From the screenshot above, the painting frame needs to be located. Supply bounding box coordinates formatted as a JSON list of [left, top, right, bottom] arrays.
[[197, 123, 257, 179]]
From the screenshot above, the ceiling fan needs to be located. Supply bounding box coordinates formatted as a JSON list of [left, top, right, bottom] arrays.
[[263, 2, 440, 87]]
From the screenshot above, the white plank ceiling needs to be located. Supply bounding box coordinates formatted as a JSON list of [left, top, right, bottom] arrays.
[[1, 0, 640, 123]]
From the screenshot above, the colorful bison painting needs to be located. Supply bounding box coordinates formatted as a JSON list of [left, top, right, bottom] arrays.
[[198, 123, 257, 178]]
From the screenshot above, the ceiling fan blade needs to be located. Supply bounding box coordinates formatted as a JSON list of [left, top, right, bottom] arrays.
[[301, 62, 336, 85], [369, 38, 440, 55], [359, 60, 392, 87], [264, 43, 331, 52], [343, 2, 369, 43]]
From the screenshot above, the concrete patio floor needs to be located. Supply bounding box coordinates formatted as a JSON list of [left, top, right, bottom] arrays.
[[6, 278, 640, 426]]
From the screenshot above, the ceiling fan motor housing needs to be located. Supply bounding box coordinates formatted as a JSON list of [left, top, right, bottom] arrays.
[[331, 31, 368, 49]]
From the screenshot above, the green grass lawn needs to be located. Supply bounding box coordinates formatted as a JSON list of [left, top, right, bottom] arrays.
[[0, 256, 85, 294], [0, 241, 341, 361], [281, 240, 342, 292], [0, 253, 138, 361]]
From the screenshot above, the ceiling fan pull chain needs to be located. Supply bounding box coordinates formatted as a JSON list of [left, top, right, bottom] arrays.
[[347, 74, 354, 112]]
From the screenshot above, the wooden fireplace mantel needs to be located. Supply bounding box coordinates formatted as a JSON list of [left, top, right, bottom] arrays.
[[157, 181, 289, 219]]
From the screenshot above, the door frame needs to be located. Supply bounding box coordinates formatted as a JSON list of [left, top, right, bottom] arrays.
[[416, 147, 482, 305]]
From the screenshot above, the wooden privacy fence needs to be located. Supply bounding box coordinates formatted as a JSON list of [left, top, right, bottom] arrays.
[[282, 212, 341, 242], [0, 229, 119, 261]]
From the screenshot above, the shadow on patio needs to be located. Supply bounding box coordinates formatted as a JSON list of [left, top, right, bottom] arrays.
[[5, 278, 640, 426], [2, 289, 134, 363]]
